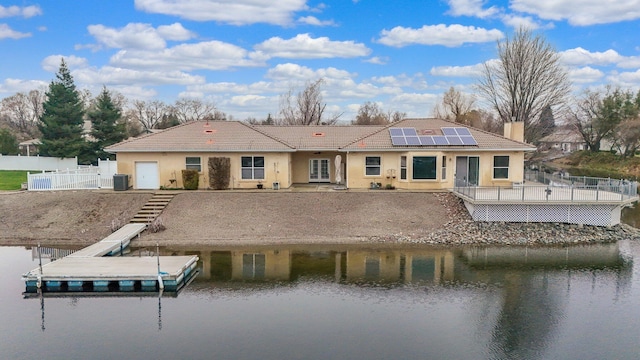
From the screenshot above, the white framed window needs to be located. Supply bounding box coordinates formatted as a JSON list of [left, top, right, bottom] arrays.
[[241, 156, 265, 180], [365, 156, 381, 176], [441, 156, 447, 180], [493, 156, 509, 179], [185, 157, 201, 172], [400, 156, 407, 180]]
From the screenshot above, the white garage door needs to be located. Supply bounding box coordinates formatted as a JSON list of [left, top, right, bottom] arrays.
[[135, 162, 159, 189]]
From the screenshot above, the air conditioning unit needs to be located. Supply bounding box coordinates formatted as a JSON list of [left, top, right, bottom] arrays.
[[113, 174, 129, 191]]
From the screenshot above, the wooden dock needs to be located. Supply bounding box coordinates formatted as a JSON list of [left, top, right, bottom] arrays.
[[22, 223, 199, 294]]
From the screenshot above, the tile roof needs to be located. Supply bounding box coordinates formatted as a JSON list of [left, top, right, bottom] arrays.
[[106, 121, 295, 152], [106, 118, 536, 153]]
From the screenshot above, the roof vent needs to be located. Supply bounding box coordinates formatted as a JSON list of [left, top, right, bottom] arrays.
[[420, 129, 434, 135], [312, 132, 325, 137], [204, 129, 216, 134]]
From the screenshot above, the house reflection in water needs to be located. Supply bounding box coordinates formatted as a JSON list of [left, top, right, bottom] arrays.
[[155, 242, 628, 286]]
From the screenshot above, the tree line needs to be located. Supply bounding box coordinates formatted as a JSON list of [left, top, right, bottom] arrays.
[[2, 27, 639, 160]]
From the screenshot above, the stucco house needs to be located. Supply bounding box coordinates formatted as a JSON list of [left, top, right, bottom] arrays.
[[105, 118, 535, 190]]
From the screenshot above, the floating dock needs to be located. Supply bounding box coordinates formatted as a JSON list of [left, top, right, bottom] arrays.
[[22, 223, 199, 294]]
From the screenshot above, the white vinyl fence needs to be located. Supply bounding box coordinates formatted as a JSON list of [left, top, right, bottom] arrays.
[[0, 155, 77, 171], [27, 159, 117, 191]]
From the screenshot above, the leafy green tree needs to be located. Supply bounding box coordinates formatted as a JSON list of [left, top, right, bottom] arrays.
[[88, 87, 126, 160], [0, 128, 19, 155], [38, 59, 86, 160]]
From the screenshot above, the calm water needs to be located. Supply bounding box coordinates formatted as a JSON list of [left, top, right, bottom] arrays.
[[2, 241, 640, 360]]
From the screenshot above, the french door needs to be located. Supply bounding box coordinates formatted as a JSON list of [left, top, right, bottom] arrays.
[[309, 159, 330, 182]]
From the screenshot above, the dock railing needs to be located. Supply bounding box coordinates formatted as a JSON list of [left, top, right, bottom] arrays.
[[453, 170, 638, 203]]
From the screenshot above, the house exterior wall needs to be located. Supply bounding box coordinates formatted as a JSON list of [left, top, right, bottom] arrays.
[[344, 150, 525, 190], [116, 152, 292, 190], [290, 151, 341, 183]]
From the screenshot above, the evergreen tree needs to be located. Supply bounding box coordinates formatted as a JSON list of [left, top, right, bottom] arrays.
[[38, 59, 86, 160], [88, 86, 126, 160], [0, 128, 18, 155]]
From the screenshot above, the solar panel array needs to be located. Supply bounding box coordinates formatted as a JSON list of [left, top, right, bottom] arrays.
[[389, 127, 477, 146]]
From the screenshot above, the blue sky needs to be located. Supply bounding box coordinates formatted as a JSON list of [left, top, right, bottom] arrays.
[[2, 0, 640, 121]]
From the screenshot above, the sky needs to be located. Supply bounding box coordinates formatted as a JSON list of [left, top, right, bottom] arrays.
[[2, 0, 640, 122]]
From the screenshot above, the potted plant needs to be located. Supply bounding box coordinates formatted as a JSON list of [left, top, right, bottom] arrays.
[[257, 181, 263, 189]]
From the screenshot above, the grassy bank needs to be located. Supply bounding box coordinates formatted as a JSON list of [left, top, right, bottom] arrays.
[[0, 170, 29, 190], [545, 151, 640, 180]]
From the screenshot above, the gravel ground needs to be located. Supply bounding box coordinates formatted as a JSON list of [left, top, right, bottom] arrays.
[[1, 190, 638, 247]]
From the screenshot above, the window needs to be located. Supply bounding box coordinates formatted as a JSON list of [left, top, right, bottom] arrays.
[[493, 156, 510, 179], [441, 156, 447, 180], [400, 156, 407, 180], [241, 156, 265, 180], [412, 156, 437, 180], [242, 253, 265, 280], [185, 157, 201, 172], [365, 156, 381, 176]]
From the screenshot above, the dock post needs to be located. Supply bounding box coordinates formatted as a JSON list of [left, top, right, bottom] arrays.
[[37, 243, 42, 275]]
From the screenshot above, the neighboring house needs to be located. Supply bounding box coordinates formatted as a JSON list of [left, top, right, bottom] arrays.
[[538, 127, 587, 153], [105, 118, 535, 190]]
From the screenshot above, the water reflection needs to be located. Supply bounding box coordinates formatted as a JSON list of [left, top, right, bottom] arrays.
[[138, 243, 629, 286], [8, 242, 637, 360]]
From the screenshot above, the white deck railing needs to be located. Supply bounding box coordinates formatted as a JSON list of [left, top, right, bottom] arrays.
[[454, 172, 638, 204]]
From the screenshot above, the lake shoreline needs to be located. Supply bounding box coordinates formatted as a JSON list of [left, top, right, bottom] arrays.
[[1, 190, 639, 248]]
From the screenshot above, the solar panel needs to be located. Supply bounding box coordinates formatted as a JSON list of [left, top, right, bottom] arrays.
[[446, 136, 463, 145], [433, 136, 449, 145], [460, 136, 477, 145], [390, 127, 478, 147], [391, 136, 407, 145], [419, 136, 435, 145], [402, 128, 418, 136], [406, 136, 421, 145], [441, 127, 458, 136]]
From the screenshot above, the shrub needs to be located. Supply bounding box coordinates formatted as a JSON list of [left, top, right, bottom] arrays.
[[181, 169, 199, 190], [208, 157, 230, 190]]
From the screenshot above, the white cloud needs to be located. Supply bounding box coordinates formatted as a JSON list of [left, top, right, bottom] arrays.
[[110, 41, 266, 71], [230, 94, 269, 106], [511, 0, 640, 26], [134, 0, 308, 26], [568, 66, 604, 84], [608, 70, 640, 87], [378, 24, 503, 47], [0, 23, 30, 39], [254, 34, 370, 59], [430, 63, 484, 77], [0, 5, 42, 18], [297, 16, 336, 26], [87, 23, 195, 51], [500, 13, 551, 30], [73, 66, 205, 86], [364, 56, 388, 65], [41, 55, 89, 72], [0, 78, 48, 95], [447, 0, 500, 18], [265, 63, 354, 82], [559, 47, 640, 68]]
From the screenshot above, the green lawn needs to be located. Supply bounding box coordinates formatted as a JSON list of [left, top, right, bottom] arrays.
[[0, 170, 30, 190]]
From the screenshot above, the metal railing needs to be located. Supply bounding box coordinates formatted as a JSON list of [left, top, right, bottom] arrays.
[[453, 171, 638, 203]]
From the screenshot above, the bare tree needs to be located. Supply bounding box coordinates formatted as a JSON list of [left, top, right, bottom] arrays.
[[353, 101, 406, 125], [571, 87, 640, 153], [477, 27, 571, 143], [433, 87, 476, 125], [278, 78, 341, 125], [130, 100, 168, 131], [172, 98, 216, 123], [0, 89, 44, 138]]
